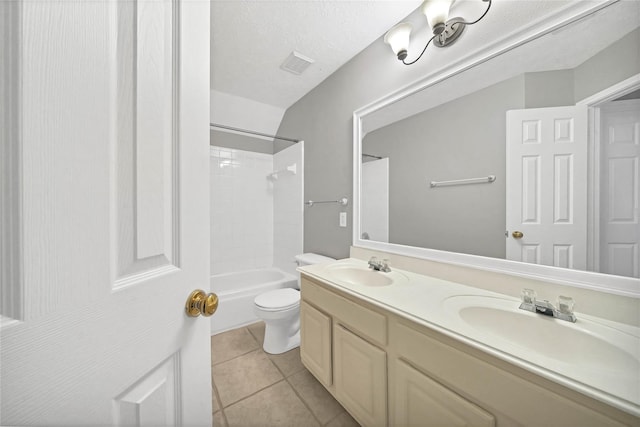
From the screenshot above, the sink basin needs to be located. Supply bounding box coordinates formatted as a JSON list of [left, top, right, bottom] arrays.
[[325, 264, 408, 287], [443, 295, 640, 375]]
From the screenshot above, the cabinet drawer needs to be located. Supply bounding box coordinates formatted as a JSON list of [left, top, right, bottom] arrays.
[[300, 301, 332, 387], [301, 276, 387, 346]]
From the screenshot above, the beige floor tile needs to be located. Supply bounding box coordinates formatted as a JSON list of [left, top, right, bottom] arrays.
[[268, 347, 306, 378], [211, 327, 259, 365], [224, 380, 320, 427], [288, 369, 344, 425], [213, 410, 227, 427], [325, 411, 361, 427], [212, 384, 221, 413], [212, 349, 283, 407], [247, 321, 265, 346]]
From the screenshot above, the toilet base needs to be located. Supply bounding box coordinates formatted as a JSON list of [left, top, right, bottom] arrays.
[[262, 326, 300, 355]]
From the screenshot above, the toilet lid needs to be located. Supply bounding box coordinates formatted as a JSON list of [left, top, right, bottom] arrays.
[[254, 288, 300, 310]]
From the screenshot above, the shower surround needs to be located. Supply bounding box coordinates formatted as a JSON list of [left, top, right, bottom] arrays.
[[209, 142, 304, 333]]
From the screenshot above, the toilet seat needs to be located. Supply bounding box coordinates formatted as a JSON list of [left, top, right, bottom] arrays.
[[254, 288, 299, 311]]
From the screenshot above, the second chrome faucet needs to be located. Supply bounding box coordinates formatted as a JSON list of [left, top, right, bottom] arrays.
[[519, 288, 577, 323], [368, 256, 391, 272]]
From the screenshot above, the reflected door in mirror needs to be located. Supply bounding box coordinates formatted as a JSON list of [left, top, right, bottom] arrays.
[[506, 106, 588, 270], [600, 100, 640, 278]]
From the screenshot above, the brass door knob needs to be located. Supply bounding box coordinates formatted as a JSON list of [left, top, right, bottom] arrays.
[[185, 290, 219, 317], [512, 231, 524, 239]]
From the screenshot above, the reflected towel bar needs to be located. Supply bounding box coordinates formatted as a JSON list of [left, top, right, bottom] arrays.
[[430, 175, 496, 188], [305, 197, 348, 207]]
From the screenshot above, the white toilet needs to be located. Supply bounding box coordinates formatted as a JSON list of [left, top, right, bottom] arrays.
[[253, 253, 335, 354]]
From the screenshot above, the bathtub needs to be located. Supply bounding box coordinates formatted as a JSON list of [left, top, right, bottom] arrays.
[[210, 268, 297, 335]]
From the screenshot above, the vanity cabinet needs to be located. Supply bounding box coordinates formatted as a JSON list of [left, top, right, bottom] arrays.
[[301, 275, 494, 427], [300, 273, 638, 427]]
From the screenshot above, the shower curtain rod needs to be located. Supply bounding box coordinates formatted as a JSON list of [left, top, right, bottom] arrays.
[[210, 123, 301, 143]]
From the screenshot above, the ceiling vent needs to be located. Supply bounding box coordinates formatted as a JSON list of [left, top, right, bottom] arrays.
[[280, 51, 315, 75]]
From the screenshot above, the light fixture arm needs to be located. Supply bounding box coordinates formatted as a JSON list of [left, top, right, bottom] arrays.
[[398, 0, 492, 66], [454, 0, 492, 27], [402, 34, 436, 65]]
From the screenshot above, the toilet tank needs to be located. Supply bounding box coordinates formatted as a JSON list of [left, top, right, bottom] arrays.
[[294, 253, 335, 289], [294, 253, 335, 267]]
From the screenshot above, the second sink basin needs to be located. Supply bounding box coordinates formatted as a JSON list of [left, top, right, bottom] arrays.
[[324, 264, 408, 287], [443, 295, 640, 376]]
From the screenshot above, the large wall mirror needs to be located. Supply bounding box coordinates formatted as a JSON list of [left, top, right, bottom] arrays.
[[354, 0, 639, 295]]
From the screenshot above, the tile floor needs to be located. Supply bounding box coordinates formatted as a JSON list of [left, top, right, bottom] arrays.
[[211, 322, 361, 427]]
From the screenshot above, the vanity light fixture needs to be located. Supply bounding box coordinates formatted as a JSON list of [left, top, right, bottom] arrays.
[[384, 0, 492, 65]]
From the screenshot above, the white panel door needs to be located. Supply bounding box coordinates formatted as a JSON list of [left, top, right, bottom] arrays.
[[506, 106, 588, 270], [599, 100, 640, 278], [361, 158, 389, 242], [1, 1, 212, 425]]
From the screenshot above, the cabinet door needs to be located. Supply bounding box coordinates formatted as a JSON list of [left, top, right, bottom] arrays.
[[393, 360, 495, 427], [300, 301, 333, 386], [334, 324, 387, 427]]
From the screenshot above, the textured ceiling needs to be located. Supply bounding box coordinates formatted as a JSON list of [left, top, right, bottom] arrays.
[[210, 1, 585, 111], [211, 0, 422, 109]]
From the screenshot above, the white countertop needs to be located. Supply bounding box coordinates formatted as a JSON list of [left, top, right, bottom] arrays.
[[299, 258, 640, 417]]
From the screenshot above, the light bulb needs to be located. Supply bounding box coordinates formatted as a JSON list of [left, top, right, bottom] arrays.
[[422, 0, 453, 35], [384, 22, 412, 61]]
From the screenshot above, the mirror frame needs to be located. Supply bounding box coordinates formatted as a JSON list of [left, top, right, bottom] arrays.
[[353, 0, 640, 297]]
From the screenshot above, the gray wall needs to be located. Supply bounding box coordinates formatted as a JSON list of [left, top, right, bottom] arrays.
[[276, 38, 440, 259], [574, 27, 640, 102], [272, 65, 364, 256], [277, 26, 640, 260], [524, 70, 574, 108], [363, 76, 524, 258]]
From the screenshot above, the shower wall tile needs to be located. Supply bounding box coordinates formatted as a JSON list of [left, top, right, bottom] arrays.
[[274, 143, 304, 276], [210, 143, 303, 277], [211, 147, 274, 275]]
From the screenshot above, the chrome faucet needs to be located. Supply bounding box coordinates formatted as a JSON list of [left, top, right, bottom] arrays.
[[519, 289, 576, 323], [368, 257, 391, 272]]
